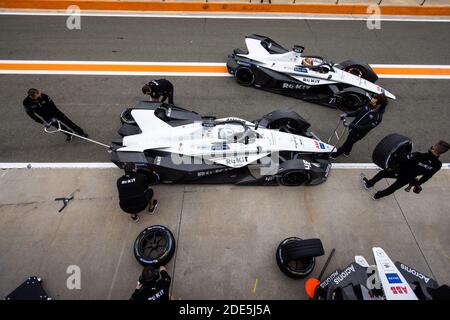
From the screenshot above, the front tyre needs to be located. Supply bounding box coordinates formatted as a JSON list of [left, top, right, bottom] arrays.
[[234, 66, 255, 86], [338, 89, 368, 113]]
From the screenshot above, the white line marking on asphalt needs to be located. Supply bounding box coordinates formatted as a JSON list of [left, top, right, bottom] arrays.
[[0, 71, 231, 77], [1, 71, 446, 79], [0, 60, 227, 66], [1, 163, 449, 169], [1, 11, 449, 22]]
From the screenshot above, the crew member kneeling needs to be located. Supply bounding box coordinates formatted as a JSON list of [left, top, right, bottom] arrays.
[[363, 140, 450, 199], [117, 163, 158, 222], [142, 79, 174, 104]]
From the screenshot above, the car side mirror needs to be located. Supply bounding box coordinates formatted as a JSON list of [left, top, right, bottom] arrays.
[[293, 45, 304, 54]]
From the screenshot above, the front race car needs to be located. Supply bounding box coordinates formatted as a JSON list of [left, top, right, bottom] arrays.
[[110, 102, 333, 186]]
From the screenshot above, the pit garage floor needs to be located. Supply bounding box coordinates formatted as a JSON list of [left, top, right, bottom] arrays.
[[0, 168, 449, 300]]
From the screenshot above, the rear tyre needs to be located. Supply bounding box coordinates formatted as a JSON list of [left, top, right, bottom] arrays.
[[280, 170, 311, 186], [260, 110, 311, 135], [234, 67, 255, 86], [276, 237, 323, 279], [134, 225, 175, 267], [372, 134, 412, 170]]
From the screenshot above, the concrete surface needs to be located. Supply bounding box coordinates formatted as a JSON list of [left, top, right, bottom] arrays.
[[0, 168, 448, 299], [0, 16, 449, 164]]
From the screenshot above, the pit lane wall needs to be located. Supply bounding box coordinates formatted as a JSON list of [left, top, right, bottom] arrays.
[[1, 0, 450, 16]]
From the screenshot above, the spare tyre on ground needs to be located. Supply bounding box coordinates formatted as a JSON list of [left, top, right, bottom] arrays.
[[372, 134, 413, 170], [276, 237, 324, 279], [134, 225, 175, 267]]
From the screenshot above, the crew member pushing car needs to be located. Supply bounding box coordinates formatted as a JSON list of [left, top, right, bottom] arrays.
[[23, 88, 88, 143], [330, 93, 387, 159], [363, 140, 450, 199], [130, 265, 171, 301], [142, 79, 174, 104], [116, 163, 158, 222]]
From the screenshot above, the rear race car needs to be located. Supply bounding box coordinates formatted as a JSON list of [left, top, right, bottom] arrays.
[[111, 101, 334, 186], [227, 34, 396, 112]]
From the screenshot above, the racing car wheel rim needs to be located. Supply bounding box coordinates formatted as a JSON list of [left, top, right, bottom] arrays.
[[134, 225, 175, 266], [120, 108, 135, 125], [276, 237, 316, 278], [387, 142, 413, 170], [280, 170, 310, 186], [235, 67, 255, 86], [345, 66, 366, 78], [341, 93, 365, 112]]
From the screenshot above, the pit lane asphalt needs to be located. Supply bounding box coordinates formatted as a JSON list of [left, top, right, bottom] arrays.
[[0, 15, 449, 163]]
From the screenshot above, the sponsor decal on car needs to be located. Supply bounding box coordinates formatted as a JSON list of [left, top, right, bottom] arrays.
[[386, 273, 402, 284], [301, 78, 320, 84], [398, 263, 430, 284], [282, 83, 311, 90], [226, 156, 248, 166], [294, 66, 308, 73], [236, 60, 252, 67], [211, 143, 230, 151], [314, 140, 325, 150]]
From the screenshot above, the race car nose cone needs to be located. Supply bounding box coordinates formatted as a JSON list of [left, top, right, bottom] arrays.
[[305, 278, 320, 299]]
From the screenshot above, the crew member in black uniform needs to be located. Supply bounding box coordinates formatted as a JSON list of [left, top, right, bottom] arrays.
[[142, 79, 174, 104], [23, 88, 88, 142], [330, 93, 388, 159], [363, 140, 450, 199], [130, 265, 171, 301], [117, 163, 158, 222]]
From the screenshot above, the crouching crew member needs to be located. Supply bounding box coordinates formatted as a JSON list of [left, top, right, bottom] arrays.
[[23, 88, 88, 142], [142, 79, 174, 104], [330, 93, 388, 159], [363, 140, 450, 199], [130, 266, 171, 301], [117, 163, 158, 222]]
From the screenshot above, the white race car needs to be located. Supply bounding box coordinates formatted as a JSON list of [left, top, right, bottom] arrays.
[[227, 34, 395, 112], [111, 102, 335, 186]]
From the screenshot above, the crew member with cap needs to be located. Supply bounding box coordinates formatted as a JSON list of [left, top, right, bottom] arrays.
[[142, 79, 174, 104], [23, 88, 88, 142], [363, 140, 450, 199], [130, 265, 171, 301]]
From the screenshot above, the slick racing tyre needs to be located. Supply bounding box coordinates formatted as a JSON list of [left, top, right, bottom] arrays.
[[136, 168, 160, 185], [279, 170, 311, 186], [234, 66, 255, 86], [134, 225, 175, 267], [339, 59, 378, 83], [339, 88, 368, 113], [120, 108, 136, 125], [372, 133, 412, 170], [260, 110, 311, 135], [276, 238, 324, 279]]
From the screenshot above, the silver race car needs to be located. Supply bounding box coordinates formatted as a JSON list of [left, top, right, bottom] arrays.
[[227, 34, 395, 112], [111, 101, 334, 186]]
